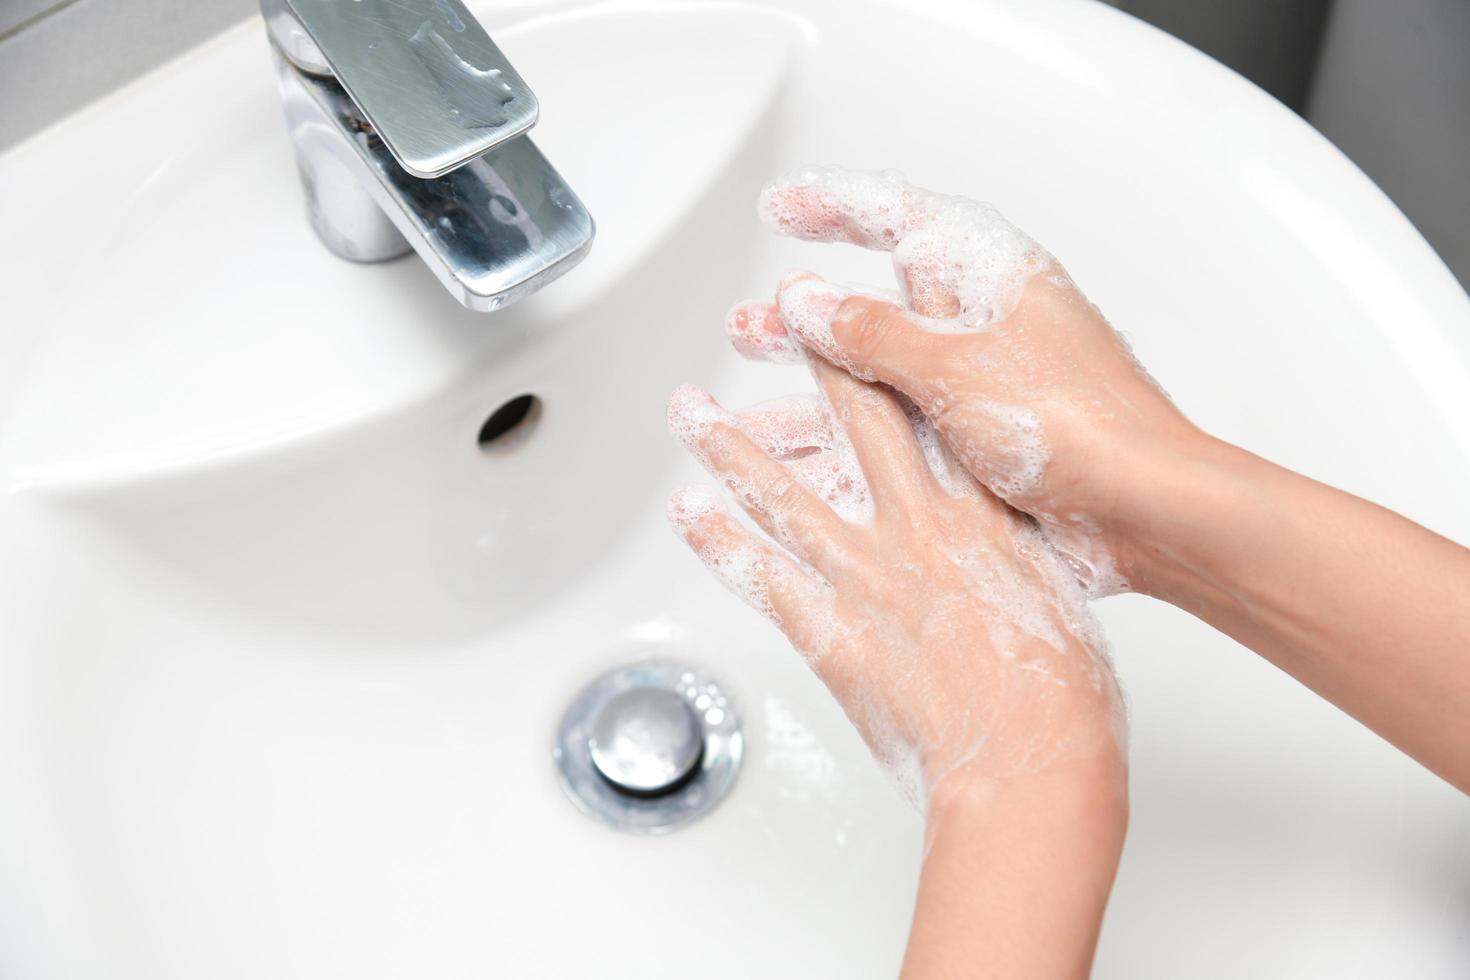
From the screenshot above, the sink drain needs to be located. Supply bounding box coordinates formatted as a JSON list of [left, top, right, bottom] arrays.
[[554, 660, 742, 834]]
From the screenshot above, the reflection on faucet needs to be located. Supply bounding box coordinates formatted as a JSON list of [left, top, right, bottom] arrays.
[[261, 0, 594, 311]]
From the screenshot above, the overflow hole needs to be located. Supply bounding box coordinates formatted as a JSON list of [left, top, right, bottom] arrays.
[[478, 394, 541, 452]]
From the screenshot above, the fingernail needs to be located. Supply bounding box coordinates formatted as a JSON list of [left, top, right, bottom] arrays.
[[667, 483, 721, 534], [831, 295, 865, 326], [724, 300, 801, 364], [776, 277, 853, 363], [757, 166, 839, 240], [666, 384, 733, 450]]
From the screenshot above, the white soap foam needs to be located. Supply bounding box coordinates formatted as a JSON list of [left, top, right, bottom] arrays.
[[668, 165, 1137, 805], [859, 510, 1119, 804], [971, 400, 1048, 499], [775, 277, 866, 379], [668, 384, 876, 534], [904, 400, 979, 499], [736, 393, 875, 525], [666, 383, 728, 459], [666, 480, 720, 532], [755, 166, 1133, 597], [731, 387, 994, 519], [668, 459, 1124, 809], [1023, 525, 1111, 671], [737, 393, 832, 459], [668, 483, 777, 622], [760, 165, 1052, 330], [725, 298, 802, 365], [1041, 515, 1130, 599]]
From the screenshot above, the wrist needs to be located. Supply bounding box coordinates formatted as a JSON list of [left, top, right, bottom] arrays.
[[906, 758, 1128, 979], [925, 752, 1129, 850], [1028, 403, 1213, 595], [1094, 422, 1240, 597]]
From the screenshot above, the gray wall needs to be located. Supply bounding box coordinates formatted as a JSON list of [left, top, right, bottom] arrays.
[[1, 0, 1467, 289], [0, 0, 252, 146], [1307, 0, 1470, 291], [1110, 0, 1332, 111], [1106, 0, 1468, 291]]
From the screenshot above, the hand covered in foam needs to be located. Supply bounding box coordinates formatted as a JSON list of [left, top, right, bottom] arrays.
[[666, 359, 1125, 809], [733, 166, 1200, 595]]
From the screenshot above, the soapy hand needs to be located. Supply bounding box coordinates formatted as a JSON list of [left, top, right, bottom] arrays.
[[664, 166, 1155, 975], [729, 166, 1198, 595], [667, 165, 1470, 978], [666, 357, 1125, 807]]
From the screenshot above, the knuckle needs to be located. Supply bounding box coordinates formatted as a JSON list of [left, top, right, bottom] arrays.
[[763, 475, 810, 517], [841, 301, 898, 360], [849, 384, 889, 418]]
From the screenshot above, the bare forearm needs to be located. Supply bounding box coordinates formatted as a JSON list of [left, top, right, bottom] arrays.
[[904, 762, 1128, 980], [1116, 431, 1470, 790]]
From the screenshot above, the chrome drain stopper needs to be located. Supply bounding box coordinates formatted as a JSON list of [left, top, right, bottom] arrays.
[[555, 660, 742, 834], [589, 687, 704, 796]]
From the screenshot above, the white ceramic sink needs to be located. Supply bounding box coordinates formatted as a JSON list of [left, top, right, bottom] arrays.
[[3, 1, 1469, 976]]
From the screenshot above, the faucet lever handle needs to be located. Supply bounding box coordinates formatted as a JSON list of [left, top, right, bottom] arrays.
[[262, 0, 539, 178]]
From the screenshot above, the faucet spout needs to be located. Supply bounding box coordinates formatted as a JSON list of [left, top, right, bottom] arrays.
[[261, 0, 594, 312]]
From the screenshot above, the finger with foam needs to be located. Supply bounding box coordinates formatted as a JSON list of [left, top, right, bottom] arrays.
[[743, 165, 1180, 597], [668, 484, 838, 662], [667, 384, 867, 573], [760, 165, 1050, 327]]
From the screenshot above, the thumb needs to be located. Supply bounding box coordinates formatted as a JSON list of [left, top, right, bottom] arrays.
[[776, 276, 943, 393]]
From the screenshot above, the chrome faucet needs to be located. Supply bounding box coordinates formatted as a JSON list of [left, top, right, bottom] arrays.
[[260, 0, 594, 312]]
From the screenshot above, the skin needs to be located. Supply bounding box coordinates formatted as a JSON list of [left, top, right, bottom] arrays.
[[670, 170, 1470, 977], [667, 362, 1129, 979]]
